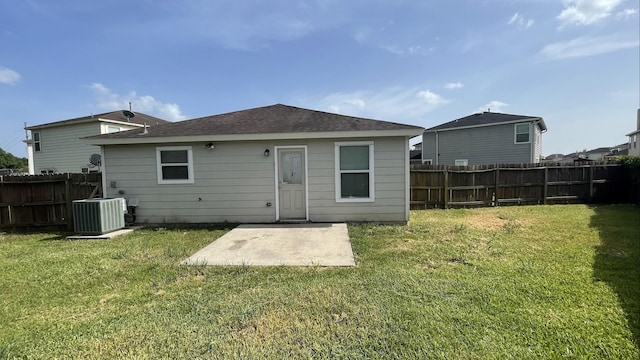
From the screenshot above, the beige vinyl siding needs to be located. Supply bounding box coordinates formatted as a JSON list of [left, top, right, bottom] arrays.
[[103, 136, 409, 224], [32, 122, 103, 173], [307, 137, 407, 223]]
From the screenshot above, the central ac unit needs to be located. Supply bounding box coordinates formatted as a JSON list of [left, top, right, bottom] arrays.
[[72, 198, 126, 235]]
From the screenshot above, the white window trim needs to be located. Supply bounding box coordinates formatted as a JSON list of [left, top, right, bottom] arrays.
[[156, 146, 194, 184], [423, 159, 433, 165], [33, 132, 41, 152], [514, 123, 531, 144], [334, 141, 375, 203], [454, 159, 468, 166]]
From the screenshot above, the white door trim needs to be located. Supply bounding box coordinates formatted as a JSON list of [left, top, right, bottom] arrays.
[[274, 145, 309, 221]]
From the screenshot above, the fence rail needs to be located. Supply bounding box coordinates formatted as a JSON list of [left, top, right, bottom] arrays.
[[0, 173, 102, 230], [410, 163, 629, 209]]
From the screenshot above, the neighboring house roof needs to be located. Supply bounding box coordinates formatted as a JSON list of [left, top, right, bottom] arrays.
[[425, 111, 547, 132], [544, 153, 566, 160], [26, 110, 171, 130], [84, 104, 424, 144], [626, 129, 640, 136], [585, 147, 613, 155], [410, 150, 422, 161]]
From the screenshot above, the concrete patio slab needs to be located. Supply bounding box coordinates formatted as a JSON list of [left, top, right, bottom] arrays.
[[182, 223, 355, 266], [66, 226, 141, 240]]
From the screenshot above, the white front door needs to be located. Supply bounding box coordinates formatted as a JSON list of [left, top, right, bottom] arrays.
[[277, 148, 306, 220]]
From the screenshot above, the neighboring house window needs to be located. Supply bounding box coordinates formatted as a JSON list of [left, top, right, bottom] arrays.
[[515, 123, 530, 144], [335, 141, 374, 202], [423, 159, 433, 165], [106, 125, 121, 133], [40, 168, 55, 174], [33, 132, 41, 152], [455, 159, 468, 166], [156, 146, 194, 184]]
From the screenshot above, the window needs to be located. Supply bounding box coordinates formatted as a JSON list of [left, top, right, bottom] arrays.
[[40, 168, 55, 174], [33, 132, 41, 152], [515, 123, 530, 144], [455, 159, 468, 166], [423, 159, 433, 165], [335, 142, 374, 202], [106, 125, 121, 133], [156, 146, 194, 184]]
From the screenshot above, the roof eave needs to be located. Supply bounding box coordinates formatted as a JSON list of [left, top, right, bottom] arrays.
[[26, 117, 98, 130], [626, 129, 640, 136], [25, 116, 145, 130], [82, 128, 424, 145], [425, 117, 544, 133], [99, 119, 146, 127]]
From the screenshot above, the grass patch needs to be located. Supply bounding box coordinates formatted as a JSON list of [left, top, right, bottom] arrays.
[[0, 205, 638, 359]]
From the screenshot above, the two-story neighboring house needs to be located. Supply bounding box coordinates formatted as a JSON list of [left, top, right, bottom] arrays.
[[24, 110, 170, 174], [626, 109, 640, 157], [422, 111, 547, 165]]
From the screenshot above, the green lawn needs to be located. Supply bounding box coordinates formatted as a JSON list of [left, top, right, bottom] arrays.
[[1, 205, 638, 359]]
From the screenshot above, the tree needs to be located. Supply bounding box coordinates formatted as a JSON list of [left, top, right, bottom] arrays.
[[0, 147, 28, 171]]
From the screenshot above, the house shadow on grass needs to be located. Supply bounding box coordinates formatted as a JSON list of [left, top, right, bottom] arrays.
[[590, 204, 640, 345]]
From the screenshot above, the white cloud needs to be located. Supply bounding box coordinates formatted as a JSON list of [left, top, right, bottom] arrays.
[[616, 8, 637, 19], [0, 66, 20, 85], [345, 98, 366, 109], [540, 34, 639, 59], [89, 83, 187, 121], [417, 90, 448, 106], [298, 86, 449, 123], [478, 101, 508, 113], [444, 82, 463, 90], [557, 0, 625, 27], [507, 13, 534, 29]]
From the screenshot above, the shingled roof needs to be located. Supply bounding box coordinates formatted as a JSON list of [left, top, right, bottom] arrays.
[[426, 112, 546, 132], [84, 104, 423, 143], [26, 110, 171, 130]]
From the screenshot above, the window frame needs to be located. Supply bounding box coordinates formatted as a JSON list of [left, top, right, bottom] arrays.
[[423, 159, 433, 165], [454, 159, 468, 166], [156, 146, 194, 184], [334, 141, 375, 203], [514, 123, 531, 144], [33, 132, 41, 152]]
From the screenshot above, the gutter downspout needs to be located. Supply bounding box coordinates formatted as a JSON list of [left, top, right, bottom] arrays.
[[435, 130, 439, 165], [533, 121, 548, 163], [530, 123, 535, 163]]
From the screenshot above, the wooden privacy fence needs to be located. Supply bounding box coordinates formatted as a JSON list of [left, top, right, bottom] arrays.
[[410, 163, 629, 209], [0, 173, 102, 230]]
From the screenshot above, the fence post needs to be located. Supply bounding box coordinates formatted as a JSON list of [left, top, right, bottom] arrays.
[[494, 168, 500, 206], [443, 168, 449, 209], [543, 167, 548, 204], [588, 165, 594, 203], [65, 178, 73, 231]]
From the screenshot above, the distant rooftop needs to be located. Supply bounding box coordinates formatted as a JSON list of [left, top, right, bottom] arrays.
[[26, 110, 171, 130], [426, 111, 546, 132]]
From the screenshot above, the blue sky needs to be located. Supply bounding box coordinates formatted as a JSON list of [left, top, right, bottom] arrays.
[[0, 0, 638, 158]]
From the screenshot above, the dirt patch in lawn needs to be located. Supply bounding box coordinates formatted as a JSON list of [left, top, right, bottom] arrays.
[[466, 213, 531, 231]]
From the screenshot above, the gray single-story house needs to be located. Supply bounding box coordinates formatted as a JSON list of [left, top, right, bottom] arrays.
[[84, 104, 423, 224]]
